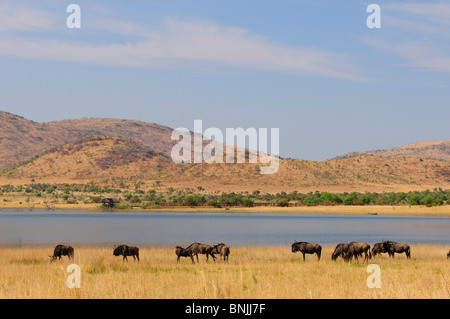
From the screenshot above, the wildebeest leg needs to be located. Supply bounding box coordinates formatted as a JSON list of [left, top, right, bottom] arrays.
[[177, 256, 180, 263], [123, 255, 128, 262], [190, 254, 195, 264], [302, 253, 306, 262]]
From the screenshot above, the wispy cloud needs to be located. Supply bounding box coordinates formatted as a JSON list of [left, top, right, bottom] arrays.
[[0, 2, 52, 31], [0, 3, 365, 81], [387, 3, 450, 25], [367, 2, 450, 73]]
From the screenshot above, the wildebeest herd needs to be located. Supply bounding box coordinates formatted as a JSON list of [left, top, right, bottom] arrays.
[[48, 242, 230, 264], [48, 241, 447, 263], [294, 240, 412, 263], [175, 243, 230, 263]]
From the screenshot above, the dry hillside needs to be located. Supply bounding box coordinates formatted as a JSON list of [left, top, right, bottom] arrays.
[[1, 111, 449, 193], [2, 134, 449, 193], [0, 111, 178, 170], [335, 140, 450, 162]]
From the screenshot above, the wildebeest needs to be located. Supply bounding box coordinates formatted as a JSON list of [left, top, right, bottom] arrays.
[[447, 250, 450, 259], [291, 241, 322, 262], [187, 243, 217, 262], [49, 244, 74, 262], [371, 242, 389, 257], [211, 243, 230, 262], [382, 241, 411, 259], [113, 245, 140, 262], [345, 242, 371, 263], [331, 243, 349, 261], [175, 246, 195, 264]]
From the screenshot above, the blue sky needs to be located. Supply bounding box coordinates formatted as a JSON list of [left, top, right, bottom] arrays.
[[0, 0, 449, 160]]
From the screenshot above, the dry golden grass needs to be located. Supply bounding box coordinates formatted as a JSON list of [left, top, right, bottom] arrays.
[[0, 245, 448, 299]]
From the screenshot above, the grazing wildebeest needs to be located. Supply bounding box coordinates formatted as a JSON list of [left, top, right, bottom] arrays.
[[50, 245, 74, 262], [291, 241, 322, 262], [211, 243, 230, 262], [371, 242, 388, 257], [187, 243, 217, 262], [331, 243, 349, 261], [345, 242, 371, 263], [113, 245, 140, 262], [382, 241, 411, 259], [175, 246, 195, 264]]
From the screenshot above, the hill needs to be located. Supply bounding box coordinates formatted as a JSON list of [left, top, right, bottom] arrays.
[[2, 134, 449, 193], [334, 140, 450, 162], [0, 111, 178, 170], [1, 111, 449, 193]]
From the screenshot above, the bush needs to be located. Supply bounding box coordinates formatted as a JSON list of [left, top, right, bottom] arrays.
[[277, 198, 289, 207], [90, 196, 102, 203], [242, 197, 254, 207]]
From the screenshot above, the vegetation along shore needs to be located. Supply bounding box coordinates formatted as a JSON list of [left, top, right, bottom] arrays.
[[0, 182, 449, 216]]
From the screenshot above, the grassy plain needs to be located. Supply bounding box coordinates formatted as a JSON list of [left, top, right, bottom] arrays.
[[0, 245, 448, 299]]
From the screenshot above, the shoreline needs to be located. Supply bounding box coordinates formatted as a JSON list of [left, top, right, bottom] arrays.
[[1, 204, 449, 217]]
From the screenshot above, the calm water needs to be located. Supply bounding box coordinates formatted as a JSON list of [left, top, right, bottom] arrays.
[[0, 210, 449, 247]]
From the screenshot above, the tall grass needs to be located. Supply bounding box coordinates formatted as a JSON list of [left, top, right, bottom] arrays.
[[0, 245, 448, 299]]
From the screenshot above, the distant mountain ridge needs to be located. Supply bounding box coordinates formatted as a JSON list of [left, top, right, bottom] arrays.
[[333, 141, 450, 162], [1, 111, 449, 193]]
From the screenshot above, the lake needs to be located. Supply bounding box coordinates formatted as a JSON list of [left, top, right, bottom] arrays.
[[0, 210, 449, 247]]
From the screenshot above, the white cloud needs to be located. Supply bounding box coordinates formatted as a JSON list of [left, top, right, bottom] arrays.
[[367, 39, 450, 72], [0, 2, 52, 31], [387, 3, 450, 25], [366, 2, 450, 73], [0, 4, 365, 82]]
